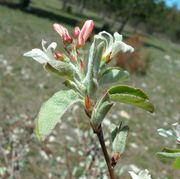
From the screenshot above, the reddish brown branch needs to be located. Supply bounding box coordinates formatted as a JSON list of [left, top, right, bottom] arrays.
[[93, 125, 115, 179]]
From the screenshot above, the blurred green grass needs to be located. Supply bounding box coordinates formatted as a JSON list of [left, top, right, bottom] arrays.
[[0, 0, 180, 178]]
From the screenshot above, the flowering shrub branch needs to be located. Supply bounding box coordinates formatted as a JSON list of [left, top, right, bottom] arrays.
[[24, 20, 154, 178], [157, 123, 180, 170]]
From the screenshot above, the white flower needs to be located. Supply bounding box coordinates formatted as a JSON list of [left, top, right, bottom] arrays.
[[95, 31, 134, 61], [129, 169, 152, 179], [172, 122, 180, 144], [157, 122, 180, 144], [24, 40, 57, 64]]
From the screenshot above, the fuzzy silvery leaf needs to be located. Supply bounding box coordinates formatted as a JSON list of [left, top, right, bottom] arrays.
[[129, 169, 152, 179], [91, 93, 113, 127], [99, 67, 129, 85], [35, 90, 80, 140], [93, 41, 105, 78], [84, 39, 96, 82], [112, 125, 129, 154], [84, 40, 105, 96], [108, 85, 154, 113], [45, 60, 75, 79]]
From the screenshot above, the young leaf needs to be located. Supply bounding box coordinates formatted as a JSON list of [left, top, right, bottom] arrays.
[[45, 60, 74, 79], [112, 126, 129, 154], [35, 90, 80, 140], [108, 85, 154, 113], [91, 93, 113, 127], [93, 41, 105, 78], [99, 67, 129, 85]]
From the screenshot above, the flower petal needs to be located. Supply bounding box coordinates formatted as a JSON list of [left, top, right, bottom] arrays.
[[47, 42, 57, 59], [129, 171, 139, 179], [24, 49, 48, 64], [111, 41, 134, 58], [99, 31, 113, 47], [114, 32, 123, 42]]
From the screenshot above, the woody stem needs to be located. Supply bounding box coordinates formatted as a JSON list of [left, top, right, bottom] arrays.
[[94, 125, 115, 179]]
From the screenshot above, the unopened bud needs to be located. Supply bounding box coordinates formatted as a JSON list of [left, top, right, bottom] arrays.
[[73, 27, 80, 38], [54, 52, 64, 61]]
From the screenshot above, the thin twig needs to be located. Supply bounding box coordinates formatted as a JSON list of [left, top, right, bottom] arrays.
[[94, 125, 115, 179]]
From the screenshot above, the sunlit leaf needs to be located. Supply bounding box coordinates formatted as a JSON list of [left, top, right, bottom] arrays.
[[108, 85, 154, 112], [35, 90, 80, 140], [91, 93, 113, 127]]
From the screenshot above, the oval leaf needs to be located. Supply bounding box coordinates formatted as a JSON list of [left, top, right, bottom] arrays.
[[99, 67, 129, 85], [35, 90, 79, 140], [156, 151, 180, 159], [108, 85, 154, 112], [112, 126, 129, 154]]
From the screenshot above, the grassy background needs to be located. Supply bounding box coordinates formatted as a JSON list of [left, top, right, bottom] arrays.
[[0, 0, 180, 178]]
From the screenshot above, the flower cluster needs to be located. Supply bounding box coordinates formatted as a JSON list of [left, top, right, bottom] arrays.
[[24, 20, 134, 109]]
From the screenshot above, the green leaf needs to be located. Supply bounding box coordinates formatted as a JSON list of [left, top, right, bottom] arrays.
[[111, 126, 119, 142], [108, 85, 154, 112], [35, 90, 80, 140], [99, 67, 129, 85], [45, 60, 74, 79], [93, 41, 105, 78], [83, 40, 98, 97], [162, 148, 180, 153], [112, 126, 129, 154], [91, 93, 113, 127], [173, 157, 180, 169], [156, 151, 180, 159]]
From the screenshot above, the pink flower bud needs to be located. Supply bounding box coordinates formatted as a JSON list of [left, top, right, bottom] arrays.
[[78, 20, 94, 47], [54, 52, 64, 60], [73, 26, 80, 38], [70, 54, 77, 63], [53, 23, 72, 43]]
